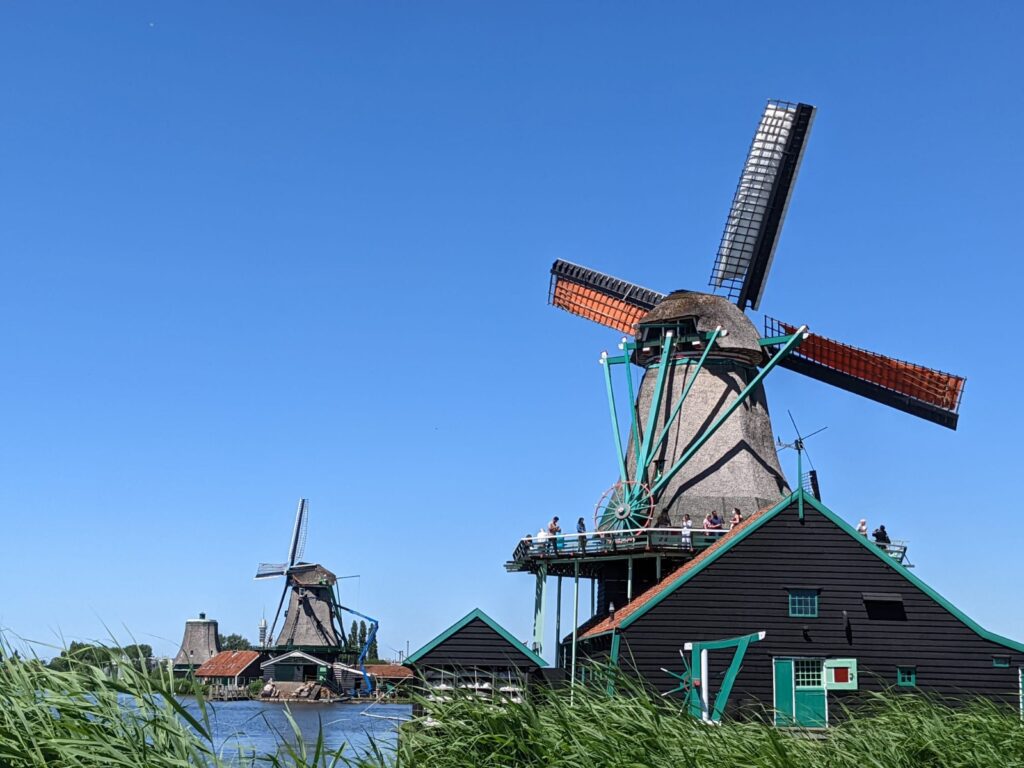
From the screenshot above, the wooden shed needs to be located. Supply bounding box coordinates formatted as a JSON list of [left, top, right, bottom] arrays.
[[405, 608, 549, 707]]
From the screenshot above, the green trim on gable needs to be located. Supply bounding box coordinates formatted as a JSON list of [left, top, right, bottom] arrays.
[[798, 491, 1024, 654], [404, 607, 547, 667], [618, 488, 1024, 654], [618, 491, 798, 631]]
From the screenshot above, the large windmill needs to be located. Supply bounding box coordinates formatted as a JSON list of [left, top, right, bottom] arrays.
[[549, 100, 965, 529], [256, 499, 343, 648], [255, 499, 381, 693]]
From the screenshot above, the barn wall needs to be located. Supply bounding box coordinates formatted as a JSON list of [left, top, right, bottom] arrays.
[[618, 501, 1020, 720]]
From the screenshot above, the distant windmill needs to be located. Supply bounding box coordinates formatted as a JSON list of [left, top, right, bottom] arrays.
[[549, 100, 965, 528], [255, 499, 342, 648]]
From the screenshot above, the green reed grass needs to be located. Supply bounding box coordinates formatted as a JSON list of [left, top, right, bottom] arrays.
[[380, 677, 1024, 768], [4, 638, 1021, 767], [0, 638, 360, 767]]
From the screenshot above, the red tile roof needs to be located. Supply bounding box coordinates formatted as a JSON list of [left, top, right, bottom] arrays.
[[579, 505, 773, 640], [195, 650, 261, 678], [365, 664, 412, 679]]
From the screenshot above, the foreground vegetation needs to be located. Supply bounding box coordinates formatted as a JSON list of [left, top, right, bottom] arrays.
[[2, 639, 1022, 767], [0, 641, 366, 767], [394, 681, 1024, 767]]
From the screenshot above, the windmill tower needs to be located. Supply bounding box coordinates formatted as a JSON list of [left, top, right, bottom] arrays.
[[256, 499, 342, 649], [172, 612, 220, 676], [509, 100, 967, 658]]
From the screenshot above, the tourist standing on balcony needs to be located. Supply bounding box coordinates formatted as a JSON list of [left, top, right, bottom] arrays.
[[872, 524, 890, 550], [576, 517, 586, 552], [730, 508, 743, 528], [857, 519, 868, 537], [681, 514, 693, 551], [548, 516, 562, 551]]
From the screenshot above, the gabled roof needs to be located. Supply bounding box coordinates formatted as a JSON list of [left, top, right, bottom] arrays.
[[365, 663, 413, 679], [404, 607, 547, 667], [195, 650, 261, 678], [580, 489, 1024, 654], [260, 649, 330, 669], [579, 503, 775, 640]]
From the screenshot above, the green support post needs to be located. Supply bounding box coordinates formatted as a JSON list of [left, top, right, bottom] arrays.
[[533, 564, 548, 657], [555, 576, 563, 668], [601, 352, 629, 485], [650, 328, 808, 499], [570, 560, 580, 693], [606, 633, 621, 695], [620, 339, 643, 468]]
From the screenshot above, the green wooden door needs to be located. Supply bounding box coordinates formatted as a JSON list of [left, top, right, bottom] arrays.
[[773, 658, 795, 726], [774, 658, 826, 727], [793, 659, 826, 727]]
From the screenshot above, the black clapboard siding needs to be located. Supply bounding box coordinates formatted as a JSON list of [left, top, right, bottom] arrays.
[[615, 500, 1021, 720], [412, 618, 540, 670]]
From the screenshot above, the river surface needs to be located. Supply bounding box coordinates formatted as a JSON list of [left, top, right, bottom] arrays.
[[180, 697, 411, 762]]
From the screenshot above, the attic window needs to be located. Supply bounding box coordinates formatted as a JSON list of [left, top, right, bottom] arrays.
[[863, 592, 907, 621], [993, 656, 1011, 668]]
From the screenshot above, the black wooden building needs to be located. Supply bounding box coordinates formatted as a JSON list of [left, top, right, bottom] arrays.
[[566, 489, 1023, 726], [404, 608, 551, 707]]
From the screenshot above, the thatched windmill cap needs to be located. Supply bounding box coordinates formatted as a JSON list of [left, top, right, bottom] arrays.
[[638, 291, 764, 365]]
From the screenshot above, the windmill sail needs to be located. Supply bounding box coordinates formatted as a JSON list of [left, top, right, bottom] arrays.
[[710, 101, 815, 311], [549, 260, 665, 335], [287, 498, 309, 566], [765, 317, 965, 430]]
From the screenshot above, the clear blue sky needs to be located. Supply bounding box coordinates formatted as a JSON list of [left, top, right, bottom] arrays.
[[2, 2, 1022, 662]]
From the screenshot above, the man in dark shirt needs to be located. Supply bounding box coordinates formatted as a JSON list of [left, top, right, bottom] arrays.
[[872, 524, 891, 550]]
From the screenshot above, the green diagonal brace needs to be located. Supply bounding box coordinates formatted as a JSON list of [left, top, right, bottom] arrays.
[[710, 635, 752, 722], [601, 352, 629, 485], [621, 340, 643, 470], [636, 332, 674, 487], [647, 326, 722, 469], [650, 327, 808, 499]]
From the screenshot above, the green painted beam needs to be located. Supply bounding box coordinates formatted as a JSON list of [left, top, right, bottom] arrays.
[[650, 328, 808, 499], [647, 326, 722, 468], [600, 352, 629, 485], [636, 332, 674, 487]]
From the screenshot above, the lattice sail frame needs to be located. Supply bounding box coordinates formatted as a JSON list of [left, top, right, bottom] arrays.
[[710, 101, 815, 310], [765, 317, 965, 429]]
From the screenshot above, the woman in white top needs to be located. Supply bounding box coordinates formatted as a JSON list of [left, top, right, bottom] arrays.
[[856, 519, 868, 537]]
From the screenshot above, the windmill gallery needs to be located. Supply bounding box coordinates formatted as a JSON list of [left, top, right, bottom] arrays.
[[176, 100, 1022, 723]]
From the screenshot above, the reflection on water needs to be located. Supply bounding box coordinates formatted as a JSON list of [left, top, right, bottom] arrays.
[[180, 697, 411, 762]]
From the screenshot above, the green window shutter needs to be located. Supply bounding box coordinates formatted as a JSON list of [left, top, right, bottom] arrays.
[[788, 590, 819, 618], [824, 658, 858, 690], [897, 666, 916, 687]]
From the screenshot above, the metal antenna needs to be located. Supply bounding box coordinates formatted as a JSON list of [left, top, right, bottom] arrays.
[[777, 410, 827, 501]]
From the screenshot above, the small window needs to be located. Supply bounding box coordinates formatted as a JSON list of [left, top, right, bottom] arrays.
[[788, 589, 819, 618], [897, 666, 916, 687], [794, 659, 824, 688], [993, 656, 1011, 668]]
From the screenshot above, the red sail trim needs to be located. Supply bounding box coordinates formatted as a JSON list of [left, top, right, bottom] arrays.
[[771, 319, 964, 412], [550, 278, 649, 336]]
